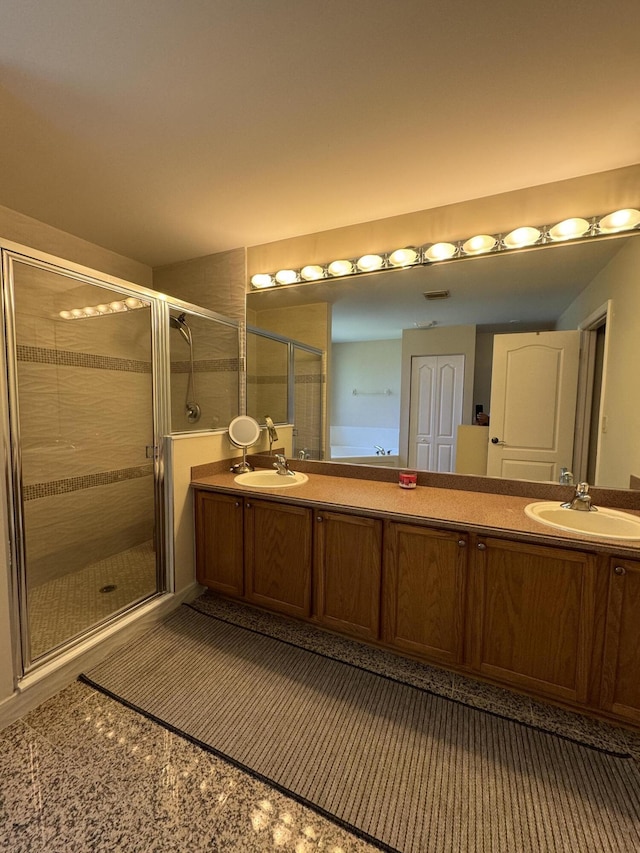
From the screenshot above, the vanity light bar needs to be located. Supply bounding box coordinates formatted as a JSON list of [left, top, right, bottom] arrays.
[[58, 297, 147, 320], [250, 207, 640, 290]]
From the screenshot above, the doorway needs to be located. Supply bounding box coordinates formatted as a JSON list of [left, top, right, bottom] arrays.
[[408, 354, 465, 472]]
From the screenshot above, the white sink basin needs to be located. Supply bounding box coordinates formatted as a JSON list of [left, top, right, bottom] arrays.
[[234, 470, 309, 489], [525, 501, 640, 540]]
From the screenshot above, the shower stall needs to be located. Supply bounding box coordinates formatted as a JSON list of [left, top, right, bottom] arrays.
[[246, 327, 324, 460], [1, 249, 241, 675]]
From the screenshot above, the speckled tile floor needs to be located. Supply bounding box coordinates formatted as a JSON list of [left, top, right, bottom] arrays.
[[1, 680, 378, 852], [2, 593, 638, 852]]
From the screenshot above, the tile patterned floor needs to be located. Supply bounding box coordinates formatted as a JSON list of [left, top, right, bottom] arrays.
[[28, 541, 157, 659], [2, 593, 638, 852]]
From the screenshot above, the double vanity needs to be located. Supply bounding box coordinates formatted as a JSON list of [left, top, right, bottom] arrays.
[[191, 460, 640, 729]]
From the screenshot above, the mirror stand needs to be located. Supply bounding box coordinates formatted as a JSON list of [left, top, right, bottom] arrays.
[[230, 444, 253, 474], [228, 415, 261, 474]]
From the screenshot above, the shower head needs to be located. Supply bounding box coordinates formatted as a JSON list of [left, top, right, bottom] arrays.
[[170, 313, 191, 345]]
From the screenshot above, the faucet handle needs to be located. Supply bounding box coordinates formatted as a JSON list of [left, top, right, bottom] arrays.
[[576, 482, 590, 494]]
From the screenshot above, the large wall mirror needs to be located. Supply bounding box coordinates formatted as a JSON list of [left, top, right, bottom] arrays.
[[246, 232, 640, 491]]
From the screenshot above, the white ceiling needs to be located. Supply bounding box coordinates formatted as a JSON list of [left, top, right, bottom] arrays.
[[0, 1, 638, 268]]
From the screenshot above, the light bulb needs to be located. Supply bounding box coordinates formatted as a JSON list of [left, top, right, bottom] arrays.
[[124, 297, 142, 309], [83, 306, 99, 316], [548, 218, 589, 241], [462, 234, 497, 255], [598, 208, 640, 234], [327, 260, 353, 277], [71, 308, 84, 318], [109, 301, 126, 312], [96, 304, 111, 314], [59, 310, 73, 319], [300, 265, 324, 281], [356, 254, 383, 272], [251, 274, 274, 289], [503, 227, 541, 249], [388, 248, 418, 267], [274, 269, 297, 285], [424, 242, 456, 262]]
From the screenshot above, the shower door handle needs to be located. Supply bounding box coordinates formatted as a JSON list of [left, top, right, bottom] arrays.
[[145, 445, 159, 459]]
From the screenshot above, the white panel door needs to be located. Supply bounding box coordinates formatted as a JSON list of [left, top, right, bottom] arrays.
[[409, 355, 465, 471], [487, 331, 580, 481]]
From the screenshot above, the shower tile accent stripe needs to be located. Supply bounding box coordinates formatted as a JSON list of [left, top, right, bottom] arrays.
[[248, 374, 324, 384], [17, 345, 152, 373], [295, 374, 324, 384], [23, 464, 154, 501], [171, 357, 240, 373]]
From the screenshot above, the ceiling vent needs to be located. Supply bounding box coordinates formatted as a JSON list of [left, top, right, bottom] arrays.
[[423, 289, 450, 300]]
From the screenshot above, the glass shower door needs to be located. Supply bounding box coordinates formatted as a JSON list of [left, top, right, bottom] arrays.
[[292, 345, 324, 460], [5, 254, 160, 665]]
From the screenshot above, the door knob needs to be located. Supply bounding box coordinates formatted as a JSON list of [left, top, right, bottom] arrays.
[[491, 437, 505, 445]]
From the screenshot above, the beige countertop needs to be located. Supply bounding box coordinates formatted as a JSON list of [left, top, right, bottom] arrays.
[[191, 469, 640, 557]]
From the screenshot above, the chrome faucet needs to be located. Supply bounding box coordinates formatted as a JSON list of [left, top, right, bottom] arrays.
[[559, 467, 574, 485], [561, 482, 597, 512], [273, 453, 294, 476]]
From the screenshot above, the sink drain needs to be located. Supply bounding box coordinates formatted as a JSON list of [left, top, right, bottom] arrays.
[[99, 584, 117, 594]]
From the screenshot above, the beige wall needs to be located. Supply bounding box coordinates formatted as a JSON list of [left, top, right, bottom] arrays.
[[558, 237, 640, 488], [0, 203, 151, 286], [331, 340, 402, 431]]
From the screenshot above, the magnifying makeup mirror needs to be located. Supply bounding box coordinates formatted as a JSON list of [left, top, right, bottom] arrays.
[[228, 415, 261, 473]]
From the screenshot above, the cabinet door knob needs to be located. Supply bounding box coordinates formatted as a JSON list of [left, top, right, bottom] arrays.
[[245, 502, 251, 509], [477, 543, 487, 551], [458, 539, 466, 547], [317, 515, 323, 522], [234, 501, 241, 507], [614, 565, 626, 576]]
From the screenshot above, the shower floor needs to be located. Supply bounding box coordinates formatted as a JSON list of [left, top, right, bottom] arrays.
[[28, 540, 157, 660]]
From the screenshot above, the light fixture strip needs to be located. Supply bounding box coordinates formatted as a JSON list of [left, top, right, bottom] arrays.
[[58, 296, 147, 320], [250, 207, 640, 290]]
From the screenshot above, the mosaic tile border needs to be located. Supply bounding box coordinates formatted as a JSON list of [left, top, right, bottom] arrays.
[[17, 345, 151, 374], [171, 358, 240, 373], [294, 373, 324, 384], [23, 464, 154, 501], [247, 374, 324, 385]]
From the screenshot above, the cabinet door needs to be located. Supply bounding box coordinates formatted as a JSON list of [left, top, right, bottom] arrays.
[[314, 511, 382, 640], [244, 498, 312, 618], [382, 522, 468, 666], [600, 558, 640, 724], [194, 490, 244, 596], [472, 537, 596, 704]]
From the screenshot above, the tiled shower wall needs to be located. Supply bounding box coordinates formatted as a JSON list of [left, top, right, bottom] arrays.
[[169, 315, 240, 433], [14, 263, 155, 588]]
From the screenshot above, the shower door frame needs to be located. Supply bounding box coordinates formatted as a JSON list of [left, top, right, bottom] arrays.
[[0, 245, 173, 679], [246, 325, 325, 457]]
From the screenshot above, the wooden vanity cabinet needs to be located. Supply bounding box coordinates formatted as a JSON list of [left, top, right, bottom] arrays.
[[600, 557, 640, 724], [194, 490, 244, 597], [470, 536, 597, 705], [313, 510, 382, 640], [382, 522, 469, 666], [244, 497, 313, 619]]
